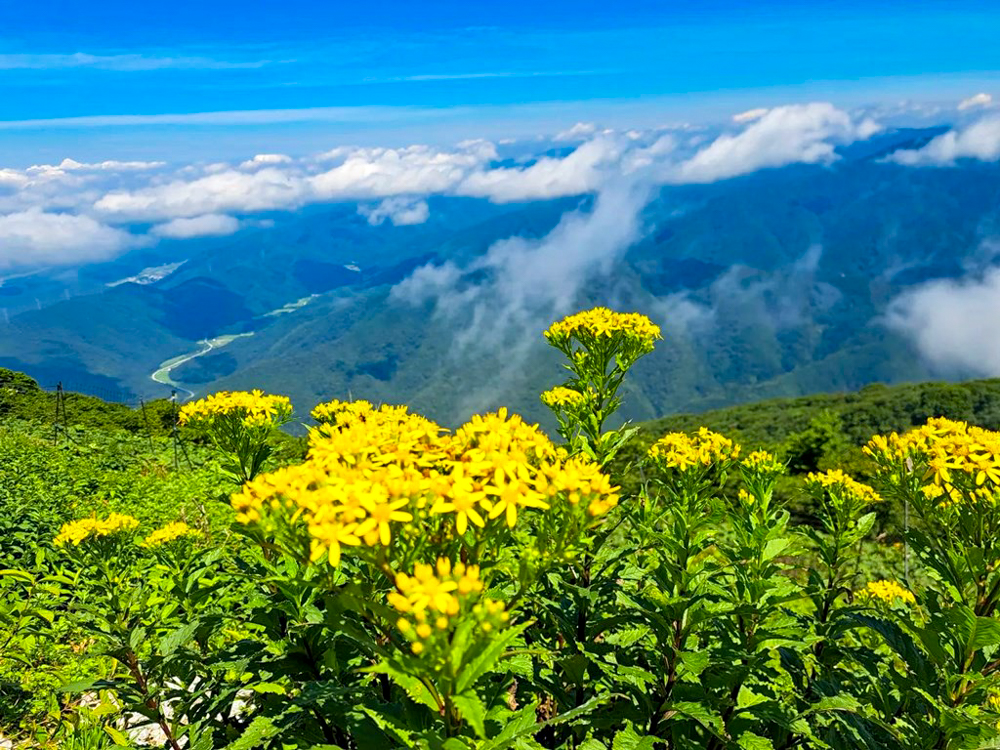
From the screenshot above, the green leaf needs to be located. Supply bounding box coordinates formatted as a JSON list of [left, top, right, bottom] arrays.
[[736, 687, 770, 711], [0, 569, 34, 583], [761, 538, 790, 562], [456, 622, 530, 693], [360, 706, 417, 748], [611, 725, 658, 750], [453, 692, 487, 739], [970, 615, 1000, 652], [364, 662, 440, 712], [846, 613, 937, 686], [59, 678, 118, 693], [224, 715, 280, 750], [736, 732, 774, 750], [103, 725, 131, 746], [482, 697, 605, 750], [159, 618, 202, 657], [667, 701, 725, 738], [249, 681, 287, 695], [677, 650, 710, 682]]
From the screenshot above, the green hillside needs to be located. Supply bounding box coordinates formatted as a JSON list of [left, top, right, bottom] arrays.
[[636, 377, 1000, 448]]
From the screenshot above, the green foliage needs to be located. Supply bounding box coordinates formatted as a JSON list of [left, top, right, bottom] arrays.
[[0, 368, 177, 436], [9, 351, 1000, 749]]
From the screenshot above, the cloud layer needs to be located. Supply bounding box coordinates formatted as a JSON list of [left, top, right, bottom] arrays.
[[887, 267, 1000, 376], [0, 209, 139, 271], [0, 101, 935, 273], [888, 116, 1000, 166]]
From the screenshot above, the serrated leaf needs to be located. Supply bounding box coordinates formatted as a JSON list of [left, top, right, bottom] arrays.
[[364, 662, 440, 712], [360, 706, 416, 748], [736, 687, 770, 710], [160, 618, 202, 657], [224, 715, 280, 750], [456, 622, 530, 693], [103, 725, 131, 746], [249, 681, 287, 695], [612, 724, 657, 750], [737, 732, 774, 750], [482, 697, 605, 750], [453, 692, 487, 739], [668, 701, 724, 737]]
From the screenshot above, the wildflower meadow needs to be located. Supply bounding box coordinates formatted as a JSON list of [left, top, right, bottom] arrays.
[[5, 308, 1000, 749]]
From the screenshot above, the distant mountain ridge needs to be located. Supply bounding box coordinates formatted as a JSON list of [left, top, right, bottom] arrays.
[[1, 127, 998, 426]]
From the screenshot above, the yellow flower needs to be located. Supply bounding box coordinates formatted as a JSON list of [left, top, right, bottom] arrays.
[[429, 466, 487, 534], [179, 390, 291, 428], [142, 522, 195, 548], [389, 560, 470, 616], [741, 450, 784, 475], [648, 428, 740, 471], [355, 496, 413, 546], [540, 387, 587, 409], [54, 513, 140, 547], [482, 471, 550, 529], [805, 470, 882, 507], [232, 400, 617, 565], [866, 418, 1000, 506], [544, 307, 662, 350], [860, 580, 915, 605], [307, 521, 361, 567], [388, 558, 508, 659]]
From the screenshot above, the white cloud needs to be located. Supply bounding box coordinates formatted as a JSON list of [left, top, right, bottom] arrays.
[[240, 154, 293, 170], [0, 101, 891, 266], [668, 103, 867, 183], [393, 179, 650, 344], [390, 180, 653, 415], [732, 108, 769, 124], [554, 122, 598, 141], [958, 92, 993, 111], [0, 169, 29, 188], [887, 115, 1000, 166], [886, 266, 1000, 376], [54, 158, 166, 171], [359, 198, 430, 226], [151, 214, 243, 239], [0, 209, 138, 271], [856, 117, 884, 139], [457, 136, 621, 202], [311, 142, 496, 200], [94, 167, 307, 220]]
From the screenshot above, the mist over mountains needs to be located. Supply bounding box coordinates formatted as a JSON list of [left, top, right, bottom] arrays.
[[2, 113, 1000, 426]]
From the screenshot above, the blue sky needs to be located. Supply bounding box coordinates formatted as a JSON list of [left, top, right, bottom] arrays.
[[1, 0, 999, 164]]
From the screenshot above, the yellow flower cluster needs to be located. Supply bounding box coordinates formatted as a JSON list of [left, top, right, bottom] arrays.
[[859, 579, 916, 605], [741, 450, 784, 474], [647, 428, 741, 471], [232, 404, 620, 566], [544, 307, 661, 348], [142, 522, 195, 548], [179, 390, 292, 428], [389, 559, 508, 655], [540, 387, 587, 409], [310, 399, 415, 426], [805, 470, 882, 507], [867, 417, 1000, 491], [54, 513, 140, 547]]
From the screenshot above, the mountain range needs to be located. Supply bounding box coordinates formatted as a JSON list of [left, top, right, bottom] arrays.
[[2, 125, 997, 428]]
